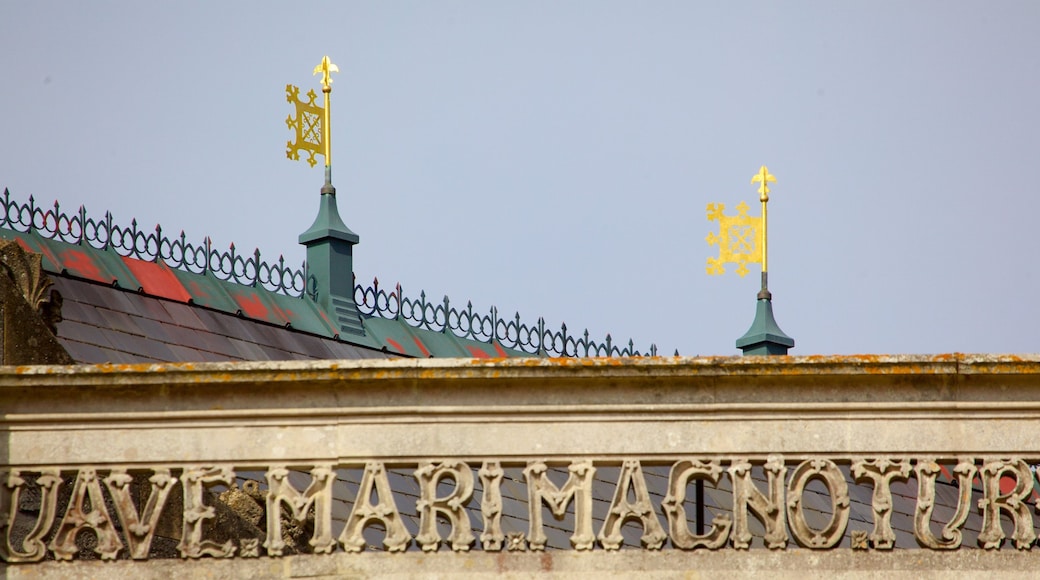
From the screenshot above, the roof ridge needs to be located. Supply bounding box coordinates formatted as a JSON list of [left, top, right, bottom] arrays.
[[1, 189, 659, 357]]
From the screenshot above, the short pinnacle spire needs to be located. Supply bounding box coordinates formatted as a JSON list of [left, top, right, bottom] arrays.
[[706, 166, 794, 355], [739, 165, 792, 355]]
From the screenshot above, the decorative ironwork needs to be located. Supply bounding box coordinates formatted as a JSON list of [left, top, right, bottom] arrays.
[[285, 85, 324, 167], [706, 166, 777, 281], [354, 277, 658, 357], [0, 189, 308, 296], [286, 56, 339, 170], [706, 201, 762, 277], [0, 190, 658, 357]]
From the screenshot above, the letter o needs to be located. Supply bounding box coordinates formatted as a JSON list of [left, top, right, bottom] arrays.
[[785, 459, 850, 549]]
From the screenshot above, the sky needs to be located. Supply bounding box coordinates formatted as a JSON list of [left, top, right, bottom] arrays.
[[1, 2, 1038, 357]]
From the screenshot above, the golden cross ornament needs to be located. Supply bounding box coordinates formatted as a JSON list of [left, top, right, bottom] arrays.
[[706, 166, 775, 277], [286, 56, 339, 169]]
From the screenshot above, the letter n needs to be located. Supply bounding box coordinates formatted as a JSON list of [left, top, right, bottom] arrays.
[[729, 456, 787, 549]]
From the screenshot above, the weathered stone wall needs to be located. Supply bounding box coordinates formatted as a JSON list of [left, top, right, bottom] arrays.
[[3, 355, 1040, 577]]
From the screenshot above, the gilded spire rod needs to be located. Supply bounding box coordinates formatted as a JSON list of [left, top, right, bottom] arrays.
[[313, 56, 339, 186], [750, 165, 775, 294]]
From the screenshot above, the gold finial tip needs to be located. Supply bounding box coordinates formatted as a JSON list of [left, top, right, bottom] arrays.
[[313, 56, 339, 89], [750, 165, 776, 201]]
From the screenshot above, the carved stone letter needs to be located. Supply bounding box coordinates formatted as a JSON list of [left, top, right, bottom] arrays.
[[729, 456, 787, 550], [414, 461, 475, 552], [661, 459, 731, 550], [103, 469, 177, 560], [479, 461, 505, 551], [851, 457, 911, 550], [914, 457, 975, 549], [977, 458, 1036, 550], [49, 469, 124, 560], [0, 470, 61, 563], [599, 460, 668, 550], [179, 466, 236, 558], [339, 462, 411, 552], [524, 460, 596, 551], [265, 465, 336, 556], [786, 459, 850, 549]]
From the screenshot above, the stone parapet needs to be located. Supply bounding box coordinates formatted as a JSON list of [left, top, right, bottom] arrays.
[[3, 354, 1040, 574]]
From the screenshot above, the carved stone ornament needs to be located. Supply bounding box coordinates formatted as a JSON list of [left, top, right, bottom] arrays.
[[662, 459, 731, 550], [15, 456, 1040, 562], [179, 466, 237, 559], [524, 460, 596, 551], [479, 461, 505, 551], [0, 470, 61, 563], [506, 532, 528, 552], [265, 464, 336, 556], [340, 462, 411, 552], [414, 461, 475, 552], [977, 457, 1036, 550], [851, 457, 911, 550], [239, 537, 260, 558], [104, 468, 177, 560], [914, 457, 976, 549], [599, 460, 668, 550], [729, 455, 787, 550], [49, 469, 123, 560], [786, 459, 850, 549], [0, 239, 62, 334]]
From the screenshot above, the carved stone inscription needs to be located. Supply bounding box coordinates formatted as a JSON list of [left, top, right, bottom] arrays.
[[3, 456, 1040, 562]]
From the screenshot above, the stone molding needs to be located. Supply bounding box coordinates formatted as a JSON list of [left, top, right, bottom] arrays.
[[4, 354, 1040, 573], [7, 545, 1040, 579]]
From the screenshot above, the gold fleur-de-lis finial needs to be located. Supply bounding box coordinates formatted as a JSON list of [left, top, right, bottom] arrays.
[[313, 56, 339, 92], [751, 165, 775, 202]]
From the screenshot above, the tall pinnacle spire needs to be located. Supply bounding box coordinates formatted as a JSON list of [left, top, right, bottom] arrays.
[[288, 56, 364, 337], [707, 166, 794, 356]]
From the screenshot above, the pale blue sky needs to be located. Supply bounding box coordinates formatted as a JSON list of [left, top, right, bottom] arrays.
[[1, 2, 1037, 356]]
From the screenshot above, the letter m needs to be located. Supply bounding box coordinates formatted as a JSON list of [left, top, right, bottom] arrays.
[[264, 465, 336, 556], [524, 460, 596, 550]]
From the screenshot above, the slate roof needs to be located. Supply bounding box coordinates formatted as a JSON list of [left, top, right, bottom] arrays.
[[0, 226, 530, 364], [53, 277, 395, 364]]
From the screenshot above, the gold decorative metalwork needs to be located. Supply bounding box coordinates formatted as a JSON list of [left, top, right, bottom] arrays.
[[706, 166, 776, 278], [706, 201, 763, 277], [285, 85, 323, 167], [285, 56, 339, 169]]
